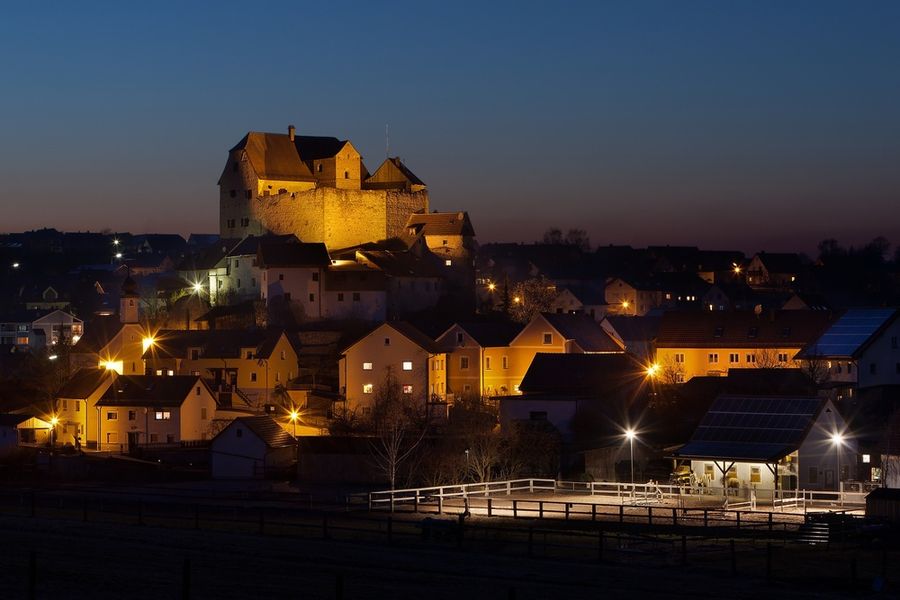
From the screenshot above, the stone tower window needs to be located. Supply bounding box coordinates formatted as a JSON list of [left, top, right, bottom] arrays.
[[344, 171, 349, 179], [317, 164, 323, 172]]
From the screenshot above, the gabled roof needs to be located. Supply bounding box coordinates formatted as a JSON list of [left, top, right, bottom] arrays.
[[143, 329, 292, 360], [228, 234, 299, 258], [0, 413, 31, 427], [366, 157, 426, 189], [602, 315, 661, 342], [294, 135, 348, 161], [258, 242, 330, 268], [655, 310, 834, 348], [356, 250, 443, 278], [558, 283, 607, 306], [752, 252, 803, 273], [798, 308, 899, 359], [57, 368, 114, 399], [222, 415, 296, 448], [674, 395, 825, 462], [323, 264, 387, 291], [229, 132, 316, 182], [518, 352, 645, 396], [405, 212, 474, 237], [538, 313, 624, 353], [439, 321, 523, 348], [342, 321, 442, 355], [96, 375, 208, 408]]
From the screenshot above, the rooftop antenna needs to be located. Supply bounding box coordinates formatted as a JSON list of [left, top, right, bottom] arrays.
[[385, 124, 390, 159]]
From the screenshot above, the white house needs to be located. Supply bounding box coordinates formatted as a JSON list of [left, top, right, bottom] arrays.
[[210, 415, 296, 479]]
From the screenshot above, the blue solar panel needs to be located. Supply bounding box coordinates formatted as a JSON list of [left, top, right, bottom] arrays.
[[676, 394, 823, 461], [805, 309, 896, 358]]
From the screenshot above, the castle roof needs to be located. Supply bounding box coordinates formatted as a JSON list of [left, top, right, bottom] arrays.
[[406, 211, 474, 237], [258, 242, 331, 268], [230, 132, 317, 182], [293, 136, 347, 160], [366, 157, 426, 189]]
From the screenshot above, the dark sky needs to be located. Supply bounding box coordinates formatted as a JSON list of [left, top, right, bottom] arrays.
[[1, 1, 898, 255]]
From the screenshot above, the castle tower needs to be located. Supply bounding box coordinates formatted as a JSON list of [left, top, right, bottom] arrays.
[[120, 275, 139, 324]]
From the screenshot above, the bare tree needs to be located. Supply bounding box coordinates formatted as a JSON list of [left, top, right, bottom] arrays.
[[508, 277, 557, 323], [369, 367, 428, 489], [754, 348, 782, 369], [659, 355, 685, 385]]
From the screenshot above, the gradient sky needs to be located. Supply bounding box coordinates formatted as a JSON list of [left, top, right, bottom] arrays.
[[1, 1, 898, 254]]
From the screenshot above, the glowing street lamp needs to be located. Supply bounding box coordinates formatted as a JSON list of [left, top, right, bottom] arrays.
[[50, 416, 59, 448], [142, 336, 156, 353], [289, 410, 299, 437], [832, 432, 844, 494], [115, 252, 123, 259], [625, 428, 637, 487], [12, 262, 20, 269], [191, 281, 204, 295], [487, 283, 496, 292], [645, 363, 660, 378]]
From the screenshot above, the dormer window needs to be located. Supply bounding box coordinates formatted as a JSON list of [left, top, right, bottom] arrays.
[[747, 327, 758, 339], [713, 326, 724, 338]]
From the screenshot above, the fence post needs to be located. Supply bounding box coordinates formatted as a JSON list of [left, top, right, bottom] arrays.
[[703, 509, 708, 528], [539, 501, 544, 519], [513, 500, 518, 518], [565, 503, 570, 521], [507, 481, 511, 496], [438, 491, 443, 515], [736, 511, 741, 530], [181, 557, 191, 600], [768, 512, 773, 531], [413, 493, 419, 514], [591, 504, 597, 522], [672, 507, 677, 526], [390, 491, 395, 514], [529, 479, 534, 493], [619, 504, 624, 524], [647, 506, 652, 526], [368, 492, 373, 512], [488, 498, 493, 518]]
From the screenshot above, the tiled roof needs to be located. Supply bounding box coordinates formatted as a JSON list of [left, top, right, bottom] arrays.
[[558, 283, 607, 306], [518, 352, 645, 396], [603, 315, 661, 342], [540, 313, 624, 353], [798, 308, 899, 359], [143, 330, 290, 360], [450, 321, 523, 348], [365, 157, 425, 188], [405, 212, 474, 237], [258, 242, 330, 268], [294, 136, 347, 161], [57, 368, 113, 399], [235, 415, 296, 448], [323, 265, 387, 291], [230, 132, 316, 182], [342, 321, 441, 355], [228, 234, 298, 258], [71, 316, 125, 354], [357, 250, 443, 278], [96, 375, 206, 408], [655, 310, 834, 348]]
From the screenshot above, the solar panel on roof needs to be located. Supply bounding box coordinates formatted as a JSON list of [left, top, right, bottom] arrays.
[[806, 309, 896, 357]]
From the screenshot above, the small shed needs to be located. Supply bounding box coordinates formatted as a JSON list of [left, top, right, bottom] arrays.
[[210, 416, 296, 479], [866, 488, 900, 523], [0, 414, 31, 454]]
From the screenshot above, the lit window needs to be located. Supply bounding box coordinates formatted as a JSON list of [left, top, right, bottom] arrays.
[[513, 384, 520, 393], [750, 466, 761, 483], [862, 454, 871, 464], [106, 412, 117, 421], [674, 353, 684, 363], [445, 259, 452, 266], [460, 356, 469, 370], [363, 384, 374, 394], [250, 372, 257, 382], [402, 384, 413, 394], [154, 411, 171, 421], [502, 356, 509, 369], [402, 361, 413, 371], [485, 357, 491, 370], [363, 362, 373, 370], [708, 353, 719, 363]]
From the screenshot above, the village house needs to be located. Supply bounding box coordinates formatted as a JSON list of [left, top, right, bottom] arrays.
[[655, 310, 834, 383], [337, 322, 446, 417], [321, 262, 388, 322], [210, 415, 296, 479], [434, 321, 523, 399], [142, 329, 300, 411], [604, 277, 664, 316], [257, 240, 331, 318], [746, 252, 804, 289], [55, 368, 116, 449], [94, 375, 218, 452]]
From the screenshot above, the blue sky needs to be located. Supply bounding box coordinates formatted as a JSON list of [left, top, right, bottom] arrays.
[[1, 1, 898, 253]]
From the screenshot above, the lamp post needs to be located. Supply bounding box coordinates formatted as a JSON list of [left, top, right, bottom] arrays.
[[625, 429, 636, 488], [289, 410, 298, 437], [832, 432, 844, 497], [50, 416, 59, 449]]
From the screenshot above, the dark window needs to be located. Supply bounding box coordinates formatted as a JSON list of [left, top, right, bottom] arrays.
[[713, 326, 724, 338], [229, 190, 236, 198], [128, 411, 136, 421], [344, 171, 349, 179], [384, 337, 391, 346], [747, 327, 758, 339], [279, 273, 284, 281], [352, 292, 360, 301], [309, 293, 315, 302], [191, 349, 199, 360], [312, 272, 319, 282], [251, 372, 257, 383], [284, 293, 291, 301], [196, 386, 201, 396], [338, 293, 344, 302]]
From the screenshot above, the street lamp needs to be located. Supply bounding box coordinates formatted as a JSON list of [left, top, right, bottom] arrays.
[[831, 432, 844, 494], [289, 410, 299, 437], [50, 416, 59, 448], [645, 363, 660, 378], [625, 429, 637, 488]]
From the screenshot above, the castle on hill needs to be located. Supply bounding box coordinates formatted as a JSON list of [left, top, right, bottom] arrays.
[[218, 125, 429, 249]]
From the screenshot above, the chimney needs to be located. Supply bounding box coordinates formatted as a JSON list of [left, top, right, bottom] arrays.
[[288, 125, 296, 142]]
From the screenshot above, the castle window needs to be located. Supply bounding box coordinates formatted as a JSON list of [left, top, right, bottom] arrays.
[[344, 171, 349, 179], [445, 259, 452, 266], [442, 240, 448, 245], [240, 218, 249, 227]]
